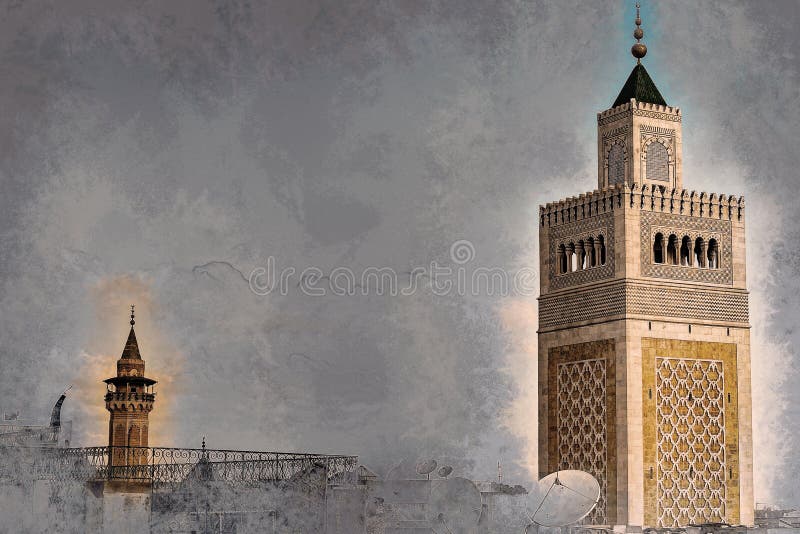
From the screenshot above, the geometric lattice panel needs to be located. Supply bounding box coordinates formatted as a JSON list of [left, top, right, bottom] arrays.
[[557, 358, 608, 524], [655, 358, 726, 527], [646, 141, 670, 182], [608, 144, 625, 185], [642, 339, 741, 528]]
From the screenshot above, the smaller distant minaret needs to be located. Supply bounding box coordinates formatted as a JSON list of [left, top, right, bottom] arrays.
[[104, 306, 157, 465]]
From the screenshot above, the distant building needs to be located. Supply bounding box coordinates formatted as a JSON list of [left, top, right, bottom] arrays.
[[0, 390, 71, 448], [755, 507, 800, 530], [0, 309, 533, 533]]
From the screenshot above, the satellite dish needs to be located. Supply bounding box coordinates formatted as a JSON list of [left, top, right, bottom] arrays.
[[528, 470, 600, 527], [437, 465, 453, 478], [427, 477, 482, 534], [416, 459, 438, 476]]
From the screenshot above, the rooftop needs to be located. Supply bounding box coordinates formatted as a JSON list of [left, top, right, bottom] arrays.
[[613, 63, 667, 108]]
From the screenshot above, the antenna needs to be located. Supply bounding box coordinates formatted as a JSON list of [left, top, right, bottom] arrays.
[[498, 461, 503, 483], [527, 469, 600, 527]]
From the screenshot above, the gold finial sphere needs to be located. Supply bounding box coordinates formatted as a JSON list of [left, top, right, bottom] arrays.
[[632, 2, 646, 61], [130, 304, 136, 326]]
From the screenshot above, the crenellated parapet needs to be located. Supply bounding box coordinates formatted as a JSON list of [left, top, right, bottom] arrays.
[[626, 183, 744, 221], [597, 99, 682, 127], [540, 182, 744, 228], [539, 183, 626, 227]]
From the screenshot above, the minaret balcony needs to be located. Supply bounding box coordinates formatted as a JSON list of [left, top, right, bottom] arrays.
[[104, 391, 156, 404]]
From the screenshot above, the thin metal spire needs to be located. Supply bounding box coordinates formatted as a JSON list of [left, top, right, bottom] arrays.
[[631, 2, 647, 64]]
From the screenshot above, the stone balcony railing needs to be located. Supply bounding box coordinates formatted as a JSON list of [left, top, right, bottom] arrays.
[[104, 391, 156, 403]]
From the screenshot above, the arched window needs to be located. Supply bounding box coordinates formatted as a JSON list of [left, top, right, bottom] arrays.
[[598, 235, 606, 265], [653, 232, 664, 264], [587, 237, 596, 267], [577, 240, 586, 270], [608, 144, 625, 185], [680, 236, 691, 266], [558, 244, 567, 274], [114, 424, 125, 447], [567, 242, 577, 272], [667, 234, 679, 265], [646, 141, 669, 182], [708, 238, 719, 269], [694, 237, 705, 268], [128, 425, 140, 447]]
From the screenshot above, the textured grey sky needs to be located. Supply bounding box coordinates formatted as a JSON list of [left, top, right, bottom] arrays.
[[0, 0, 798, 506]]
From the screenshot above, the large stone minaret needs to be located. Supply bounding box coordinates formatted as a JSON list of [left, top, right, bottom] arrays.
[[537, 6, 753, 529], [104, 306, 157, 464]]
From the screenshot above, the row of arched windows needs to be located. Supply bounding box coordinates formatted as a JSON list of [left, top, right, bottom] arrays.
[[557, 236, 607, 274], [653, 233, 719, 269], [114, 423, 146, 446]]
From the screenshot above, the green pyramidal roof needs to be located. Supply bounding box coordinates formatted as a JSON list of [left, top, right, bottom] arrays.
[[612, 63, 666, 108]]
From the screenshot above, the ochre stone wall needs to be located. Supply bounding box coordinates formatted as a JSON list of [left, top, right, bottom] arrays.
[[641, 338, 739, 527]]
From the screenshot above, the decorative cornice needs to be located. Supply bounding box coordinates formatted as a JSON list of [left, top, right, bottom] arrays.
[[634, 108, 682, 123], [640, 125, 675, 136], [538, 280, 749, 330], [603, 125, 630, 139]]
